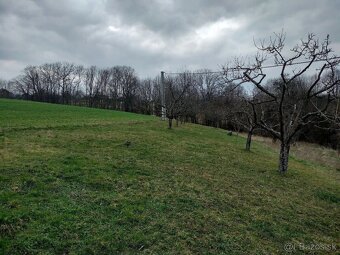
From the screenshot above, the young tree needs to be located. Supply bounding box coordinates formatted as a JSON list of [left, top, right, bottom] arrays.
[[228, 100, 257, 151]]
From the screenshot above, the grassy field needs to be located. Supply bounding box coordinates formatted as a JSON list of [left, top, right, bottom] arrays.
[[0, 99, 339, 254]]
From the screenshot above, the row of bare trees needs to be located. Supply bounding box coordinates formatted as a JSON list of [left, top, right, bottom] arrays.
[[7, 63, 158, 113], [2, 63, 236, 125]]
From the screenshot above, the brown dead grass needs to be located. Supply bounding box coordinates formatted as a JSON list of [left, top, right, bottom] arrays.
[[240, 133, 339, 170]]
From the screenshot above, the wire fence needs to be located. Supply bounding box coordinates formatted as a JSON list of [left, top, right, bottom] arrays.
[[164, 57, 340, 75]]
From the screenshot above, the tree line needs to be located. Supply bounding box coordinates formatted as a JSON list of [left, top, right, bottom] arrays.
[[1, 64, 158, 114]]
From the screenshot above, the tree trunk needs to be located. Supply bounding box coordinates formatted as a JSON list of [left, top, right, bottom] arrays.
[[245, 128, 253, 151], [176, 118, 179, 127], [278, 142, 290, 174], [168, 118, 173, 129]]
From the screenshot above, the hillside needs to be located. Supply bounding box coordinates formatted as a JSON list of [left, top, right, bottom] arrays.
[[0, 99, 339, 254]]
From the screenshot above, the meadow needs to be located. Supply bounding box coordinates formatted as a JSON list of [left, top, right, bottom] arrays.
[[0, 99, 339, 254]]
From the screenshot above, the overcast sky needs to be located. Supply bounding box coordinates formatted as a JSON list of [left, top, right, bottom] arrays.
[[0, 0, 339, 80]]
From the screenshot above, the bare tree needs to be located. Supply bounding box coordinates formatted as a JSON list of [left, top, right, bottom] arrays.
[[138, 78, 155, 114], [95, 68, 111, 108], [224, 32, 340, 173], [227, 98, 257, 151], [0, 79, 13, 98], [58, 62, 75, 104], [120, 66, 138, 112], [195, 70, 224, 126], [14, 66, 40, 100], [40, 63, 60, 103], [71, 65, 84, 105], [165, 72, 194, 129], [0, 79, 8, 90], [108, 66, 122, 110], [84, 66, 97, 107]]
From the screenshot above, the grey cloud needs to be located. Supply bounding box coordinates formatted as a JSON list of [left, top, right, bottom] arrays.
[[0, 0, 339, 80]]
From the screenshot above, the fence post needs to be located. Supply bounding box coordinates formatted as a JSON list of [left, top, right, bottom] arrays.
[[161, 71, 166, 120]]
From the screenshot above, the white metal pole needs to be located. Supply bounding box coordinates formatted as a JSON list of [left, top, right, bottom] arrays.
[[161, 71, 166, 120]]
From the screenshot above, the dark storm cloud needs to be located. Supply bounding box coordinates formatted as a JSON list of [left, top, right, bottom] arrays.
[[0, 0, 339, 79]]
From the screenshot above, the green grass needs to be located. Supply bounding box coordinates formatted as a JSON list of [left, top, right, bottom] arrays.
[[0, 99, 339, 254]]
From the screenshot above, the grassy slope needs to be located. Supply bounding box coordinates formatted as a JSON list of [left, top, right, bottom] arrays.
[[0, 99, 339, 255]]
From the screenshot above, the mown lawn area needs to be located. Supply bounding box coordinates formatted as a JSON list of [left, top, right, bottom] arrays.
[[0, 99, 339, 254]]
